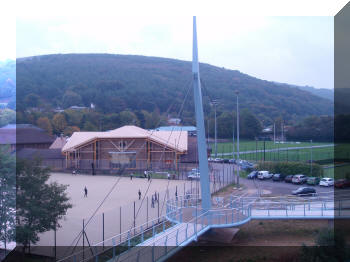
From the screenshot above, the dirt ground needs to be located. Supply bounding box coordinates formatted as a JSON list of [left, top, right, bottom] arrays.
[[167, 219, 350, 262]]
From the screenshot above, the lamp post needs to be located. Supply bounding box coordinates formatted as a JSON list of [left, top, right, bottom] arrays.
[[236, 91, 240, 185], [210, 100, 219, 158], [310, 139, 313, 176]]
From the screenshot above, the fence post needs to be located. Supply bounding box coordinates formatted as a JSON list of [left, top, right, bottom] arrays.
[[152, 221, 155, 237], [134, 201, 136, 234], [165, 235, 168, 254], [141, 225, 144, 242], [163, 220, 165, 232], [321, 202, 324, 216], [304, 204, 305, 216], [112, 238, 116, 260], [176, 229, 179, 245], [185, 224, 188, 239], [102, 212, 105, 250], [120, 206, 122, 243], [128, 230, 131, 249], [152, 243, 155, 262]]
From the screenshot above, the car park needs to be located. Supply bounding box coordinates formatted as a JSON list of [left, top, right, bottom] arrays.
[[284, 175, 294, 183], [272, 173, 285, 182], [292, 187, 316, 196], [292, 174, 308, 184], [306, 177, 320, 186], [334, 179, 350, 189], [247, 171, 258, 179], [319, 178, 334, 187], [257, 171, 273, 180]]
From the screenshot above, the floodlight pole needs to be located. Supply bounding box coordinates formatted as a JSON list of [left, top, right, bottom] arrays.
[[310, 139, 313, 175], [235, 90, 240, 186], [192, 16, 211, 210]]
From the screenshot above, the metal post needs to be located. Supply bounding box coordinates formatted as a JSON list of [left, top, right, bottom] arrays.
[[112, 238, 116, 260], [214, 103, 217, 158], [157, 197, 160, 223], [83, 219, 85, 261], [235, 90, 240, 186], [120, 206, 122, 243], [176, 229, 179, 245], [102, 213, 105, 250], [193, 16, 212, 210], [263, 138, 266, 162], [147, 196, 149, 228], [134, 201, 136, 234], [54, 224, 56, 260], [141, 226, 144, 242], [310, 139, 313, 176]]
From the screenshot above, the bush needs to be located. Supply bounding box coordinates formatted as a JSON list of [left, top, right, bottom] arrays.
[[256, 161, 323, 177]]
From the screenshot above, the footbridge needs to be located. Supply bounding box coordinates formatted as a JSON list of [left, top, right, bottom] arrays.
[[58, 194, 349, 262]]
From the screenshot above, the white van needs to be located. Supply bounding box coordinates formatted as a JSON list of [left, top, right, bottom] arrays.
[[257, 171, 273, 180]]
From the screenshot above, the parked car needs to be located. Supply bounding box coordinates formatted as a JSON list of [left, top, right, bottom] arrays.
[[247, 171, 258, 179], [292, 174, 308, 184], [188, 168, 200, 180], [257, 171, 273, 180], [214, 158, 223, 163], [292, 187, 316, 196], [208, 157, 215, 162], [284, 175, 294, 183], [228, 159, 236, 164], [307, 177, 320, 186], [272, 173, 285, 182], [223, 159, 230, 163], [319, 178, 334, 187], [334, 179, 350, 189]]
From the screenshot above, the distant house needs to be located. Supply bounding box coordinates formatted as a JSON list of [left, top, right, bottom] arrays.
[[0, 124, 55, 151], [69, 106, 88, 110], [167, 118, 181, 125], [154, 126, 197, 136]]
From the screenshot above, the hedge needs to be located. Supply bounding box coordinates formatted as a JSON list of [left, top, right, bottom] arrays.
[[256, 161, 323, 177]]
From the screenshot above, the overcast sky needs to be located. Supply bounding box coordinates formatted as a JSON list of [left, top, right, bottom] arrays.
[[2, 1, 346, 90]]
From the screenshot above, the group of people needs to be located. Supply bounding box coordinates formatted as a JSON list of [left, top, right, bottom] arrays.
[[151, 191, 158, 208]]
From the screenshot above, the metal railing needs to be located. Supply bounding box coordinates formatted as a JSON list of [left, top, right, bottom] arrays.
[[58, 195, 348, 262]]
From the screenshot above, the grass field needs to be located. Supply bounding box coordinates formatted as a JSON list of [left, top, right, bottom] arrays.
[[209, 140, 336, 162], [323, 164, 350, 179]]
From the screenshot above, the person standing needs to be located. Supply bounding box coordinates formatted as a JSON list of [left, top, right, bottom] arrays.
[[138, 189, 141, 200], [84, 186, 88, 197], [148, 173, 151, 182], [130, 173, 133, 180], [154, 191, 157, 203], [151, 195, 155, 208], [91, 162, 95, 176]]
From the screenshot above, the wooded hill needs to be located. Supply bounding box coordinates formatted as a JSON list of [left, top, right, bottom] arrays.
[[17, 54, 332, 122]]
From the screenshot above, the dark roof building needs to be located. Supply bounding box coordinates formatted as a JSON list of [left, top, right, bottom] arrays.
[[0, 124, 55, 151]]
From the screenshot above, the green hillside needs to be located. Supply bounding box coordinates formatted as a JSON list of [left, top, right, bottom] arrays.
[[17, 54, 332, 121]]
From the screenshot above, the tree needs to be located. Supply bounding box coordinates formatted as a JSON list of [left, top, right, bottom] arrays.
[[16, 158, 72, 254], [62, 90, 83, 109], [52, 114, 67, 135], [36, 117, 53, 135], [0, 109, 16, 127], [0, 146, 16, 251], [63, 125, 80, 136]]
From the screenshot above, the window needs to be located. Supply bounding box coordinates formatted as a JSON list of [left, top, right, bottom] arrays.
[[109, 151, 136, 168]]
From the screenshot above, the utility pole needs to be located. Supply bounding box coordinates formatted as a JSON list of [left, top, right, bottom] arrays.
[[273, 122, 276, 144], [232, 113, 235, 160], [211, 100, 219, 158], [310, 139, 313, 176], [235, 90, 240, 186], [263, 137, 266, 162], [281, 121, 284, 143]]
